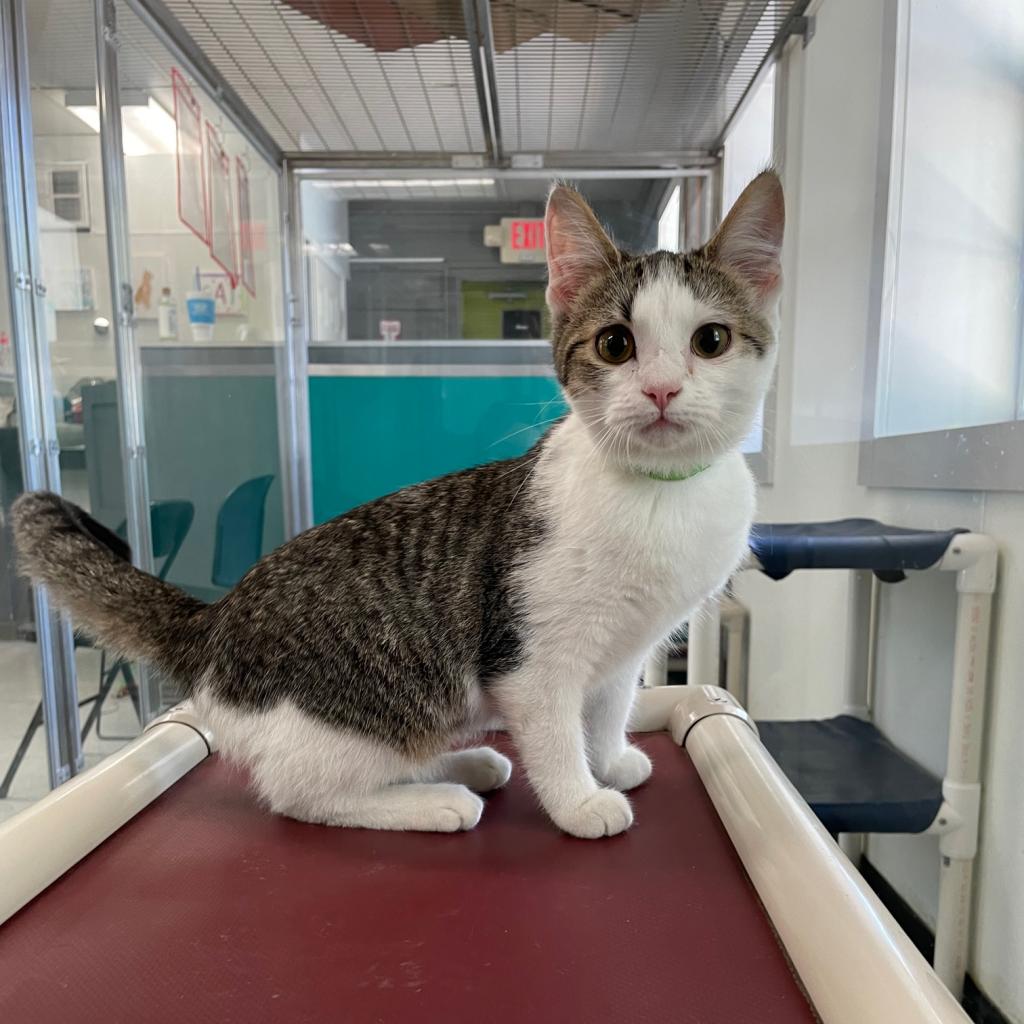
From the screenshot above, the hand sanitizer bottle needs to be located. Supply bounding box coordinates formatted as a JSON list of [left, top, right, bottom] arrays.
[[158, 287, 178, 340]]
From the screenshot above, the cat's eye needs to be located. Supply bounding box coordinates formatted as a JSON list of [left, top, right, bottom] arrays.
[[595, 325, 636, 364], [691, 323, 732, 359]]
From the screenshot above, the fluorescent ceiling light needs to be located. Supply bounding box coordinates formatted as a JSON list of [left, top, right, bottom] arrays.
[[306, 241, 358, 256], [315, 177, 496, 190], [66, 104, 100, 132], [66, 96, 176, 157]]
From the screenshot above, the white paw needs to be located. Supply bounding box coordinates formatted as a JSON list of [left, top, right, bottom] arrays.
[[421, 784, 485, 832], [445, 747, 513, 792], [598, 746, 653, 792], [555, 789, 634, 839]]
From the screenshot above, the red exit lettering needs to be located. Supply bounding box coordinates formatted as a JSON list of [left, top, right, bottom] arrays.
[[510, 220, 545, 251]]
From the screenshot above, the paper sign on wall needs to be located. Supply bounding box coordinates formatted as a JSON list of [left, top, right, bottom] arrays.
[[172, 68, 208, 245], [199, 270, 241, 315], [236, 157, 256, 297], [206, 122, 237, 286]]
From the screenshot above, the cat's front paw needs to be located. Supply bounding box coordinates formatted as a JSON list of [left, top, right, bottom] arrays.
[[598, 746, 653, 792], [554, 789, 634, 839]]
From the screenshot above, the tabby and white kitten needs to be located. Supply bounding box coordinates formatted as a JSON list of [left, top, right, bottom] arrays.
[[13, 172, 783, 838]]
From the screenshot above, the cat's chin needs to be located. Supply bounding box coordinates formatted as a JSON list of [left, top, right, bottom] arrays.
[[629, 424, 702, 458], [624, 431, 729, 472]]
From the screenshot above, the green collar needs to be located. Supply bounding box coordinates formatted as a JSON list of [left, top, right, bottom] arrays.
[[631, 463, 710, 482]]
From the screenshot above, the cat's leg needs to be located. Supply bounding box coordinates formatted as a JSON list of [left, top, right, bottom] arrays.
[[257, 759, 485, 832], [498, 675, 633, 839], [205, 697, 484, 832], [418, 747, 513, 792], [313, 783, 484, 831], [586, 669, 653, 792]]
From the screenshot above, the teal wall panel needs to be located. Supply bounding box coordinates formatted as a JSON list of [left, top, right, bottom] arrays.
[[143, 375, 284, 598], [310, 376, 565, 522]]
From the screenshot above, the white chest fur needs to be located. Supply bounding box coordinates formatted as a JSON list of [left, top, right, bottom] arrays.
[[519, 418, 755, 684]]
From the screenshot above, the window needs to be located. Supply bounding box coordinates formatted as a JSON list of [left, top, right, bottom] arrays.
[[657, 185, 681, 252], [874, 0, 1024, 438], [37, 162, 90, 229], [722, 66, 775, 213], [721, 66, 775, 465]]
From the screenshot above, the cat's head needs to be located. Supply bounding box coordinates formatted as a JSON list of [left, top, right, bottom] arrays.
[[545, 172, 784, 476]]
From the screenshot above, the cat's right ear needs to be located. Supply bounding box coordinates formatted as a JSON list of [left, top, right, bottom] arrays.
[[545, 185, 619, 318]]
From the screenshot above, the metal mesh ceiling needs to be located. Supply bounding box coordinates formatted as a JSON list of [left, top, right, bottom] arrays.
[[161, 0, 486, 152], [29, 0, 799, 160], [494, 0, 790, 154], [26, 0, 187, 93]]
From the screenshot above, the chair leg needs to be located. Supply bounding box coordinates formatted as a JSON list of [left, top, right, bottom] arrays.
[[80, 657, 122, 744], [95, 660, 142, 742], [0, 702, 44, 799], [121, 662, 141, 717]]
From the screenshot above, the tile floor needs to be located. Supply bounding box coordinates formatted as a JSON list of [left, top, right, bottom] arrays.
[[0, 641, 141, 823]]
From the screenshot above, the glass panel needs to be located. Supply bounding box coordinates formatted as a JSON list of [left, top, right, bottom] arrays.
[[0, 157, 46, 821], [722, 65, 775, 211], [301, 176, 671, 521], [5, 0, 135, 797], [115, 5, 286, 713], [875, 1, 1024, 437], [657, 185, 681, 252], [722, 65, 775, 457]]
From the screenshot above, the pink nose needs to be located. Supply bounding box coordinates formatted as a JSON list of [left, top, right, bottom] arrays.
[[642, 384, 680, 413]]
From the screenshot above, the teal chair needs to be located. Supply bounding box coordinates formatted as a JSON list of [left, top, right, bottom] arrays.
[[212, 475, 274, 588]]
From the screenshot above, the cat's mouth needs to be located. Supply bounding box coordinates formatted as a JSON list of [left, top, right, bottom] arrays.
[[641, 416, 688, 435]]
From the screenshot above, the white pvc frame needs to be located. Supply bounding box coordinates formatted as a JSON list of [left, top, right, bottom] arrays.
[[0, 686, 970, 1023], [686, 530, 997, 1000]]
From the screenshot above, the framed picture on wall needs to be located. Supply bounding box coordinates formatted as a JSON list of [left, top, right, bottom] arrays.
[[236, 157, 256, 297], [206, 122, 237, 285], [172, 68, 208, 245], [130, 253, 172, 320]]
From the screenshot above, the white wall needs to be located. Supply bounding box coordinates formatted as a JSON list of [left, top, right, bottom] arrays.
[[32, 87, 284, 392], [737, 2, 1024, 1019]]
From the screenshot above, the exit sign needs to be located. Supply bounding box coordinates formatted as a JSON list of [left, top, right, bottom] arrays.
[[484, 217, 546, 264], [509, 219, 545, 251]]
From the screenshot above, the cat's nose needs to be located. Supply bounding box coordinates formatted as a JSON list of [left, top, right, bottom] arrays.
[[642, 384, 680, 413]]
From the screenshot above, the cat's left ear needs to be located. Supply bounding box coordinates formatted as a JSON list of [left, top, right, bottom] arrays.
[[545, 184, 619, 318], [706, 170, 785, 305]]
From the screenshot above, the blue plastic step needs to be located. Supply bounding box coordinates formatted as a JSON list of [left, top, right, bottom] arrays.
[[750, 518, 965, 581], [756, 715, 943, 835]]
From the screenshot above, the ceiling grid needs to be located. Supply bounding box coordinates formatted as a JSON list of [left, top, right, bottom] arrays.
[[34, 0, 802, 162]]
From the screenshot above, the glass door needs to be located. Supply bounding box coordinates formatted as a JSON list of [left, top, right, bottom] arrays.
[[114, 2, 286, 712], [298, 172, 686, 523], [0, 146, 52, 821], [10, 0, 140, 801]]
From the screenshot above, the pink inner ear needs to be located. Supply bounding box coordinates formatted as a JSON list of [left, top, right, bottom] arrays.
[[544, 187, 618, 315], [545, 206, 577, 310]]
